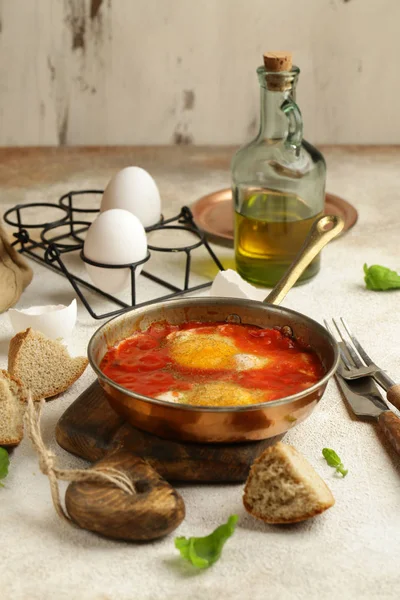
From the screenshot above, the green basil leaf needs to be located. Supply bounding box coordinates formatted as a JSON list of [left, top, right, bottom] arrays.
[[364, 264, 400, 291], [322, 448, 348, 477], [175, 515, 238, 569], [0, 447, 10, 485]]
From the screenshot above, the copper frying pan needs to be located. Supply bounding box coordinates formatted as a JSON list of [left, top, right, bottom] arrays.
[[88, 215, 344, 443]]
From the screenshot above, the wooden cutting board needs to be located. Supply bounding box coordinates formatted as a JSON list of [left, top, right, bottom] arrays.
[[56, 380, 283, 483], [55, 381, 283, 541]]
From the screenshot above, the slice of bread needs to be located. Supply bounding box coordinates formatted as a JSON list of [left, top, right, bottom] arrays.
[[0, 369, 28, 446], [243, 442, 335, 524], [8, 328, 88, 401]]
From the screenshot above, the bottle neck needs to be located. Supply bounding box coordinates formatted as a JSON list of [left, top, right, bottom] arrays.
[[258, 87, 293, 140], [256, 66, 299, 142]]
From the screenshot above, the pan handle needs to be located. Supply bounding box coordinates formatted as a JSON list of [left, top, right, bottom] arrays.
[[264, 214, 344, 306]]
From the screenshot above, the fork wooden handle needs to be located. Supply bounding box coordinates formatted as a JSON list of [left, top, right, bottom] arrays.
[[386, 384, 400, 411], [378, 412, 400, 456]]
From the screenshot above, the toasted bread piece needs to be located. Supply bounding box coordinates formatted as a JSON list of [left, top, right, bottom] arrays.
[[243, 442, 335, 524], [8, 328, 88, 401], [0, 369, 28, 446]]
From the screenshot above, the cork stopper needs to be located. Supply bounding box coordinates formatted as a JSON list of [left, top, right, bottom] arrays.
[[263, 52, 292, 72], [263, 52, 293, 91]]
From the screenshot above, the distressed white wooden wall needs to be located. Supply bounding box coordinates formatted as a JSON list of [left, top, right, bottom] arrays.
[[0, 0, 398, 146]]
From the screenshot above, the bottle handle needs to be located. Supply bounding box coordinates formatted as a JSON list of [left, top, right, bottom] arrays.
[[281, 98, 303, 151]]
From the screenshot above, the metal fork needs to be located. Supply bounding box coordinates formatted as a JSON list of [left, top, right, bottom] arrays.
[[324, 318, 400, 411]]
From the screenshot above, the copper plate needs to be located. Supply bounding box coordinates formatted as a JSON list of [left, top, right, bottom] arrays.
[[191, 189, 358, 246]]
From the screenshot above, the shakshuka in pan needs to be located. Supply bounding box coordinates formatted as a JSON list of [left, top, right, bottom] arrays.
[[100, 321, 325, 407]]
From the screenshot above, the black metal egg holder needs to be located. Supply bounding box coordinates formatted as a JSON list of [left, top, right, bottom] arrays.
[[3, 191, 225, 320]]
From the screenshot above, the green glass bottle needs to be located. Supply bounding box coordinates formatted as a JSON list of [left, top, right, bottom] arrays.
[[231, 52, 326, 287]]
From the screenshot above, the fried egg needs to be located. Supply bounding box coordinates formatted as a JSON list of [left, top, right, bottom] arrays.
[[158, 382, 266, 407], [167, 330, 271, 371], [156, 381, 270, 407], [167, 330, 238, 369], [187, 382, 269, 406]]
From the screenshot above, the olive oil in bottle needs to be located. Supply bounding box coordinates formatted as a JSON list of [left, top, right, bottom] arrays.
[[231, 51, 326, 287], [234, 188, 322, 286]]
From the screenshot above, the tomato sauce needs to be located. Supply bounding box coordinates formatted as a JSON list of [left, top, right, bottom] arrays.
[[100, 321, 325, 406]]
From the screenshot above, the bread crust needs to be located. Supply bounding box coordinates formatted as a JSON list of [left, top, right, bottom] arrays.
[[1, 436, 22, 447], [242, 497, 333, 524], [8, 328, 88, 401], [0, 369, 27, 446], [7, 328, 29, 375], [243, 442, 335, 524]]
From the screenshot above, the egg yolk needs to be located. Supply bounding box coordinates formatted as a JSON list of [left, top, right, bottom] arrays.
[[183, 382, 267, 407], [168, 331, 239, 370]]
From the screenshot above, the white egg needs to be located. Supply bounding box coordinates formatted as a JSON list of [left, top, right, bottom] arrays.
[[83, 209, 147, 295], [100, 166, 161, 228]]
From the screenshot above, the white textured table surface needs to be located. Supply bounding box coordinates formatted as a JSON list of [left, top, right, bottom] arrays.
[[1, 147, 399, 600]]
